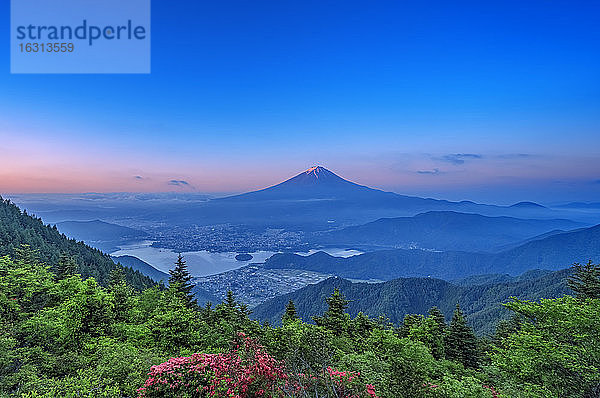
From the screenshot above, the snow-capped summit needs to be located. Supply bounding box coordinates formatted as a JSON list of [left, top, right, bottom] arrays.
[[304, 166, 324, 177], [303, 166, 330, 179]]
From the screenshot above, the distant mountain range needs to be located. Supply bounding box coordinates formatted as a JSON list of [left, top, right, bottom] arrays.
[[314, 211, 584, 252], [450, 269, 554, 286], [195, 166, 593, 227], [57, 220, 149, 252], [265, 223, 600, 280], [251, 268, 572, 335], [510, 201, 546, 209], [556, 202, 600, 209], [9, 167, 600, 230]]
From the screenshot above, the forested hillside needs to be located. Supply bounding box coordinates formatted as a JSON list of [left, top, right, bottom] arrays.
[[1, 255, 599, 397], [0, 197, 155, 290], [266, 224, 600, 280], [252, 268, 572, 334]]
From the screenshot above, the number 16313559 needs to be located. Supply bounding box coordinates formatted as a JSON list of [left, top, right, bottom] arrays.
[[19, 43, 74, 52]]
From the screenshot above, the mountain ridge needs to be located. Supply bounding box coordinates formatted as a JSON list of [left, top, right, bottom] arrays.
[[251, 268, 572, 335], [314, 210, 585, 252], [265, 223, 600, 280]]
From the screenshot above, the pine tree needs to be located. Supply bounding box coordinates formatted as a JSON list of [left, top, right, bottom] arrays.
[[568, 260, 600, 299], [282, 300, 299, 324], [108, 267, 126, 288], [428, 306, 448, 335], [56, 253, 77, 279], [199, 301, 215, 324], [215, 290, 251, 329], [168, 254, 197, 308], [108, 267, 133, 322], [445, 304, 479, 369], [427, 306, 448, 359], [217, 290, 239, 322], [350, 312, 378, 339], [224, 290, 237, 310], [313, 288, 350, 335], [398, 313, 424, 337], [14, 244, 40, 266]]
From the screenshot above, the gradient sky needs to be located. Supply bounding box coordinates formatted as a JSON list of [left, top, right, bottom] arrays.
[[1, 1, 599, 203]]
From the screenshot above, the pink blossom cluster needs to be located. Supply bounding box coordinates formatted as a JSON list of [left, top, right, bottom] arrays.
[[138, 333, 379, 398]]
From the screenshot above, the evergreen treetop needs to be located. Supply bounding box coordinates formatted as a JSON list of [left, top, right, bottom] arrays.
[[313, 288, 350, 335], [567, 260, 600, 299], [282, 299, 298, 324], [168, 254, 197, 308], [56, 253, 78, 280], [445, 304, 479, 369]]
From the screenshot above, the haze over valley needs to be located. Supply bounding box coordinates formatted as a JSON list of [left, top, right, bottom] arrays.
[[5, 166, 599, 311]]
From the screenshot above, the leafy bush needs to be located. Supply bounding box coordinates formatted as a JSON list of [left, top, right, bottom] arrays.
[[139, 333, 379, 398]]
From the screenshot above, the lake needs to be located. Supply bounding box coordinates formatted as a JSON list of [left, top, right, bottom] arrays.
[[111, 241, 363, 276]]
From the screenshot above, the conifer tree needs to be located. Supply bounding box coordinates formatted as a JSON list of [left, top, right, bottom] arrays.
[[426, 306, 448, 359], [218, 290, 240, 322], [168, 254, 197, 308], [282, 299, 299, 324], [224, 290, 237, 309], [568, 260, 600, 299], [428, 306, 447, 333], [350, 312, 378, 339], [108, 267, 126, 288], [56, 253, 77, 279], [398, 313, 424, 337], [14, 244, 40, 266], [199, 301, 215, 325], [313, 288, 350, 335], [108, 267, 133, 322], [445, 304, 479, 369], [216, 290, 251, 328]]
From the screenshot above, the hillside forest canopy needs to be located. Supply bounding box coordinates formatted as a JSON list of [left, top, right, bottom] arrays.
[[1, 247, 600, 397]]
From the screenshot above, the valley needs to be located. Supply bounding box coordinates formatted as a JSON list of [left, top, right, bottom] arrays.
[[4, 166, 599, 331]]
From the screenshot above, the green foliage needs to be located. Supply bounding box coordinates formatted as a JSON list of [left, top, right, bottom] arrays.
[[56, 253, 77, 280], [0, 256, 172, 397], [408, 316, 446, 360], [491, 296, 600, 397], [167, 254, 197, 308], [0, 197, 155, 290], [2, 250, 598, 398], [282, 299, 298, 324], [363, 329, 437, 397], [567, 260, 600, 299], [426, 375, 494, 398], [313, 288, 351, 336], [445, 304, 479, 369]]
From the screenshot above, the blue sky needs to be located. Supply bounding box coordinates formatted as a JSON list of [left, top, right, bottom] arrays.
[[0, 0, 599, 203]]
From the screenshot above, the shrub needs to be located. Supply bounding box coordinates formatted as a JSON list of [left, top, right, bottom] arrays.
[[139, 333, 379, 398]]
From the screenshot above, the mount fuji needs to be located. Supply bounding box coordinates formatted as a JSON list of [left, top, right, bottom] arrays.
[[183, 166, 576, 227], [222, 166, 390, 201]]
